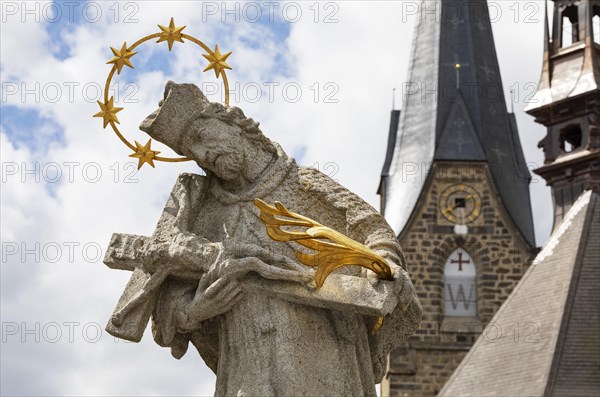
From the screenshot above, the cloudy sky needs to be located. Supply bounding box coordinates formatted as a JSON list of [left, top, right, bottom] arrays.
[[1, 1, 552, 395]]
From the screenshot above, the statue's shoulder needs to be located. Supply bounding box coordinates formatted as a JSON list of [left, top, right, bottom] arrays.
[[175, 172, 208, 187], [297, 165, 343, 195], [296, 166, 364, 205], [156, 173, 209, 231], [171, 172, 209, 196], [163, 172, 209, 212], [297, 165, 381, 222]]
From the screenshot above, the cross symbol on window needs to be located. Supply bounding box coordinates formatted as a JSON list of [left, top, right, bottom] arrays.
[[451, 250, 471, 271]]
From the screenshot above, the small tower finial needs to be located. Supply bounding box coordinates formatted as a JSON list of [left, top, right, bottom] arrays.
[[544, 0, 550, 50]]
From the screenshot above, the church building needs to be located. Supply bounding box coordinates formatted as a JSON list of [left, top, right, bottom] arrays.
[[379, 0, 599, 395], [440, 0, 599, 395], [378, 0, 538, 395]]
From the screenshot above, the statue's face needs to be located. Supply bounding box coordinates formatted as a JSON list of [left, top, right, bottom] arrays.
[[182, 118, 245, 181]]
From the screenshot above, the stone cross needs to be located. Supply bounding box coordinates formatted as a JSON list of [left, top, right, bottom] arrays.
[[105, 233, 402, 342]]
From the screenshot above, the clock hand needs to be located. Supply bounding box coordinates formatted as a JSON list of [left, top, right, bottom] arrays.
[[442, 194, 475, 216]]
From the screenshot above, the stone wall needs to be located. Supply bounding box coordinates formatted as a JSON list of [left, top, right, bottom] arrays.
[[382, 162, 536, 397]]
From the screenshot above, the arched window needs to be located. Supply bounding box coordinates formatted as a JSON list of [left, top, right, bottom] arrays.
[[559, 124, 583, 153], [444, 248, 477, 317], [561, 5, 579, 47]]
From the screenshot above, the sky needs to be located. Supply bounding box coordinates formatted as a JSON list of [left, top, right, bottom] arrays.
[[1, 1, 553, 395]]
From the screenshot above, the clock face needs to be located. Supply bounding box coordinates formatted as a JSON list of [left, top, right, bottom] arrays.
[[439, 184, 482, 224]]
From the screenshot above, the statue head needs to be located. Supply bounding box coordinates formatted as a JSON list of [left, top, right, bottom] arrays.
[[140, 81, 277, 181]]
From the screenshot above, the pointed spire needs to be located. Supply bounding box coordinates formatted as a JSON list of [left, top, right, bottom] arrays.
[[380, 0, 535, 246], [544, 0, 550, 53], [585, 0, 592, 40]]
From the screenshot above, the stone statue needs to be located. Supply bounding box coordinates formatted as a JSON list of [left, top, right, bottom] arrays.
[[104, 81, 422, 397]]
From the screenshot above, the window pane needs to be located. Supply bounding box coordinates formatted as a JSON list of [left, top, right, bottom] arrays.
[[444, 248, 477, 317]]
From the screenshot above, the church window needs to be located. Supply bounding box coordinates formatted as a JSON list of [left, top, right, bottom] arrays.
[[559, 124, 583, 153], [561, 5, 580, 47], [444, 248, 477, 317]]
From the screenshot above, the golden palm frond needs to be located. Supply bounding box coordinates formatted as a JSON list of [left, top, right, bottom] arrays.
[[253, 198, 393, 288]]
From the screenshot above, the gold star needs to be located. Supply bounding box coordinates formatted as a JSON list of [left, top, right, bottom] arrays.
[[129, 139, 161, 169], [93, 96, 123, 128], [106, 42, 137, 74], [157, 17, 186, 51], [202, 45, 232, 78]]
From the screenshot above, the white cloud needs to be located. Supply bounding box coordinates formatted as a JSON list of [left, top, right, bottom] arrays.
[[1, 1, 552, 396]]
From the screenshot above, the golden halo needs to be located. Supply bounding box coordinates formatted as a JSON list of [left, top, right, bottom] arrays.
[[93, 17, 232, 169]]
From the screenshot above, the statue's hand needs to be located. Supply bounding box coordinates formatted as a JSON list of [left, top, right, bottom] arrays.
[[226, 242, 314, 280], [362, 253, 400, 287], [391, 268, 416, 311], [361, 257, 414, 311], [208, 244, 314, 288], [179, 246, 315, 325], [177, 264, 244, 327]]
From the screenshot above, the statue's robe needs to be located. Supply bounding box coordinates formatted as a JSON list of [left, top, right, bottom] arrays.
[[151, 147, 422, 397]]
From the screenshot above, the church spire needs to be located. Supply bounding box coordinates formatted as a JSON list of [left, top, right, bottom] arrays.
[[379, 0, 535, 247], [544, 0, 551, 53]]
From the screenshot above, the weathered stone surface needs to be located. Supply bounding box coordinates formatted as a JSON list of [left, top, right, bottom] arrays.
[[104, 231, 401, 342], [106, 81, 422, 397], [104, 233, 148, 271], [105, 268, 157, 342], [242, 272, 401, 317]]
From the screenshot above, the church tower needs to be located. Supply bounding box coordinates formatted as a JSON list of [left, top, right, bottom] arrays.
[[526, 0, 600, 226], [438, 3, 599, 394], [378, 1, 537, 395]]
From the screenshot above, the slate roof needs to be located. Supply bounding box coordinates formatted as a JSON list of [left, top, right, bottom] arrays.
[[377, 110, 401, 197], [439, 190, 600, 397], [434, 94, 486, 161], [381, 0, 535, 247]]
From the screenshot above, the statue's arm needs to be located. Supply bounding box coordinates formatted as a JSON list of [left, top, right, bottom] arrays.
[[150, 173, 314, 362], [149, 173, 227, 363], [144, 173, 226, 276], [299, 167, 422, 381], [341, 196, 422, 383], [151, 173, 208, 244]]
